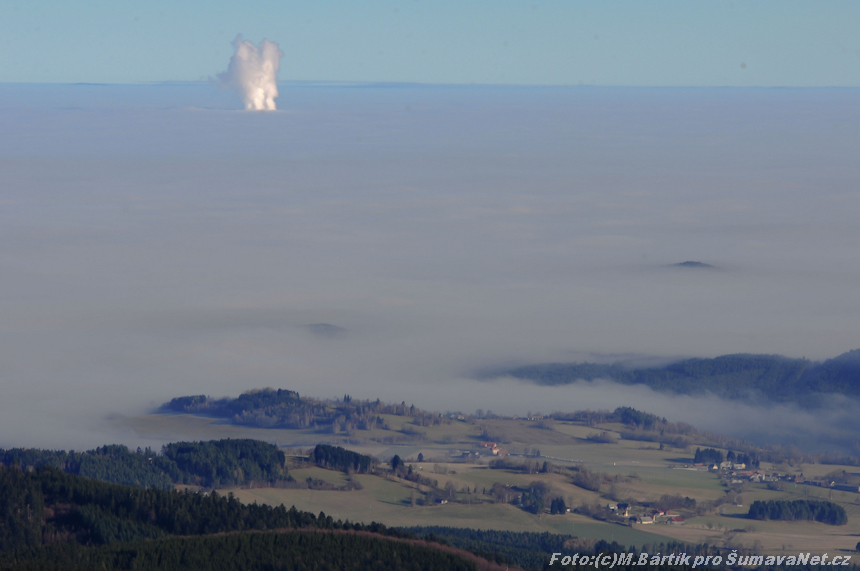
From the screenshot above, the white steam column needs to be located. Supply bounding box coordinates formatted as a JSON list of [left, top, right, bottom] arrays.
[[218, 35, 283, 111]]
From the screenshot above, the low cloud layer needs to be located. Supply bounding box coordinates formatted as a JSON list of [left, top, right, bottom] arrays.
[[217, 35, 282, 111], [472, 376, 860, 455], [0, 85, 858, 450]]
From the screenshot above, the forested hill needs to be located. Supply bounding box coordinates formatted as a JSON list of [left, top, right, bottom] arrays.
[[0, 439, 287, 490], [0, 465, 484, 571], [497, 349, 860, 404], [403, 527, 579, 571], [161, 388, 445, 431], [0, 532, 483, 571]]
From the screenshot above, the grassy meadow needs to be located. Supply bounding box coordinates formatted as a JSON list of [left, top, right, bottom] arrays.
[[116, 411, 860, 553]]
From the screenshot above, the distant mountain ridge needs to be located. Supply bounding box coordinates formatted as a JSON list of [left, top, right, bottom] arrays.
[[495, 349, 860, 405]]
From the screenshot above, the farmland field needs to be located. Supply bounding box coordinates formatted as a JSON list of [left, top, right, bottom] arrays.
[[120, 411, 860, 553]]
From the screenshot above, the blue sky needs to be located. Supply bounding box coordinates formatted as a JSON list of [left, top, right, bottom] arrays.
[[1, 1, 858, 86]]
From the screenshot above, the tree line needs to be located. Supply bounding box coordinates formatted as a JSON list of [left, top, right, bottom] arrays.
[[312, 444, 375, 473], [0, 439, 288, 489], [748, 499, 847, 525]]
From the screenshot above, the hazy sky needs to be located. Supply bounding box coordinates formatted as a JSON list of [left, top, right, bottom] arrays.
[[1, 1, 859, 86]]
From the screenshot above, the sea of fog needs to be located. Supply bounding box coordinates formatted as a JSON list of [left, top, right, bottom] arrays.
[[1, 83, 858, 450]]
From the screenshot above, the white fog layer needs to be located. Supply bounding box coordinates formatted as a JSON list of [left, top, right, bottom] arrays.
[[0, 83, 858, 449]]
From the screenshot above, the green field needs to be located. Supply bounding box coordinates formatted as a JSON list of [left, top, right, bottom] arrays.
[[229, 473, 668, 548], [118, 411, 860, 553]]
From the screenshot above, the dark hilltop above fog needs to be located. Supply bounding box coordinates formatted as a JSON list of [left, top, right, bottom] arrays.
[[672, 261, 716, 269], [304, 323, 347, 338], [489, 348, 860, 406]]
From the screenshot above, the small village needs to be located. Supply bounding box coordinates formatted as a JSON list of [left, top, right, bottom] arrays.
[[681, 460, 860, 493]]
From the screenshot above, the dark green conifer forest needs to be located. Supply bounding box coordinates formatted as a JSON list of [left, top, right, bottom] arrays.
[[0, 439, 288, 489], [0, 465, 480, 570]]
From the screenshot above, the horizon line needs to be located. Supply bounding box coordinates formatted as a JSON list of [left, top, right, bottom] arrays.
[[1, 80, 859, 90]]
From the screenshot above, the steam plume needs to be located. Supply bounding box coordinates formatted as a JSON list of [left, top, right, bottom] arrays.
[[218, 35, 283, 111]]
